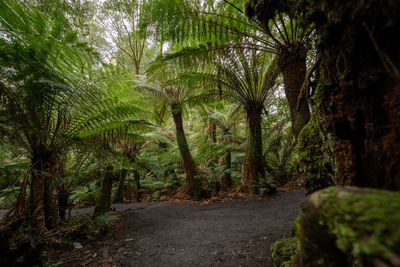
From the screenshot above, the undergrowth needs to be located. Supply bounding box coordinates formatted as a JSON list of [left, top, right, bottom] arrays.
[[43, 212, 118, 246]]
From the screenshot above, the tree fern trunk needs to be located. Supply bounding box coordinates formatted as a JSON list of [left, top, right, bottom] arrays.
[[29, 155, 46, 234], [43, 173, 57, 229], [278, 43, 311, 139], [114, 169, 127, 203], [134, 169, 141, 202], [221, 149, 232, 188], [94, 166, 114, 217], [209, 122, 217, 143], [57, 185, 69, 221], [171, 105, 200, 196], [241, 106, 265, 187]]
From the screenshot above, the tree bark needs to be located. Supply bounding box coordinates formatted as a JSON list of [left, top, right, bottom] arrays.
[[241, 106, 265, 187], [278, 43, 311, 139], [43, 171, 57, 229], [133, 169, 141, 202], [114, 169, 127, 203], [171, 105, 200, 196], [94, 166, 114, 217], [57, 185, 69, 221], [221, 149, 232, 188], [29, 151, 59, 233], [209, 122, 217, 143], [29, 155, 46, 234], [306, 0, 400, 190]]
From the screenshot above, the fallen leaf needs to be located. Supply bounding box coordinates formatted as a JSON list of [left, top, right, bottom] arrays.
[[73, 242, 83, 249]]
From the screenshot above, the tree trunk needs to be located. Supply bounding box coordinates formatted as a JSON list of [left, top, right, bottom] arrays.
[[29, 156, 46, 234], [209, 122, 217, 143], [57, 185, 69, 221], [307, 1, 400, 190], [171, 105, 200, 197], [134, 61, 140, 75], [221, 149, 232, 188], [133, 169, 141, 202], [94, 166, 114, 217], [29, 151, 59, 233], [114, 169, 127, 203], [278, 43, 311, 139], [43, 172, 57, 229], [241, 106, 265, 187]]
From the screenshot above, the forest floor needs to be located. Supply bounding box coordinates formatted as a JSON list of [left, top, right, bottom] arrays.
[[44, 190, 305, 267]]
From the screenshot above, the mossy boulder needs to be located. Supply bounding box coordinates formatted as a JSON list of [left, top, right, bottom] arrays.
[[296, 186, 400, 266], [270, 237, 299, 267]]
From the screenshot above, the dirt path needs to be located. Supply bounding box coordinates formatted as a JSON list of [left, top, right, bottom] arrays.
[[48, 190, 305, 267]]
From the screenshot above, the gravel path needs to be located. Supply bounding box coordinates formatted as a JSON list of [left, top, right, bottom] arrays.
[[48, 190, 305, 267]]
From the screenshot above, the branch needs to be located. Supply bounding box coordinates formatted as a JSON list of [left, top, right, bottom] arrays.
[[296, 54, 321, 111]]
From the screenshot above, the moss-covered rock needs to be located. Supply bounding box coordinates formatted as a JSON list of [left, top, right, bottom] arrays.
[[270, 237, 299, 267], [297, 186, 400, 266]]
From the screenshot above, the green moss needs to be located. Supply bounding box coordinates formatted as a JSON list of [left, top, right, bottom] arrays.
[[318, 187, 400, 263], [270, 237, 299, 267], [297, 113, 334, 193]]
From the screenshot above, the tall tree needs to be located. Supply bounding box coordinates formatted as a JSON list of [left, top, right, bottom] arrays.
[[101, 0, 149, 75], [201, 50, 279, 187], [135, 64, 212, 198], [141, 0, 312, 138]]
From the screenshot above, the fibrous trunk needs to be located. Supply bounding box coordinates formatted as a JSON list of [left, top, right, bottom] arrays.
[[114, 169, 127, 203], [43, 171, 57, 229], [94, 166, 114, 217], [209, 122, 217, 143], [241, 106, 265, 187], [57, 185, 69, 221], [171, 105, 200, 196], [29, 151, 57, 233], [221, 149, 232, 188], [309, 1, 400, 189], [133, 169, 141, 202], [29, 155, 47, 234], [278, 43, 311, 139]]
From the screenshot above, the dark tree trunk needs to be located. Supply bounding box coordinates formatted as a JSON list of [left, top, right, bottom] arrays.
[[306, 1, 400, 190], [278, 43, 311, 139], [94, 166, 114, 217], [43, 173, 57, 229], [29, 154, 47, 234], [29, 151, 59, 233], [241, 106, 265, 187], [209, 122, 217, 143], [133, 169, 141, 202], [171, 105, 200, 196], [114, 169, 127, 203], [57, 188, 69, 221], [221, 149, 232, 188]]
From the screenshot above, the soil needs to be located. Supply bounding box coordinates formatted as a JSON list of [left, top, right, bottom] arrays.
[[46, 190, 305, 267]]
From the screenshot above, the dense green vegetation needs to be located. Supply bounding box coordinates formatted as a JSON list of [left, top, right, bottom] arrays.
[[1, 0, 399, 266], [0, 0, 299, 223]]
